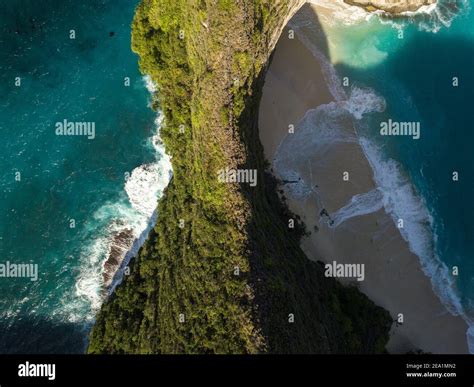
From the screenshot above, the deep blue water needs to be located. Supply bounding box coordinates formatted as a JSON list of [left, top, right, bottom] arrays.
[[0, 0, 159, 353]]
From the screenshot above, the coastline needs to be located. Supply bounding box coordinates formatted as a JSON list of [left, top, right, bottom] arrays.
[[258, 4, 469, 354], [77, 77, 172, 312], [88, 0, 394, 354], [101, 82, 173, 295]]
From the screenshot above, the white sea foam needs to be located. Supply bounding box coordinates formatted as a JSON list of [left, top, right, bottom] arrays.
[[329, 188, 384, 227], [410, 0, 470, 32], [273, 86, 384, 201], [341, 86, 386, 119], [274, 102, 357, 200], [125, 118, 172, 216], [372, 0, 469, 32], [306, 0, 467, 33], [144, 74, 157, 94], [358, 138, 464, 315], [74, 77, 172, 317]]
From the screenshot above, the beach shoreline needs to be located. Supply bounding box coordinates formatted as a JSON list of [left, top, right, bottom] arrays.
[[258, 4, 469, 354]]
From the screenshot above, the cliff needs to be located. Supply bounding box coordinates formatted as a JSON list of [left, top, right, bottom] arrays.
[[344, 0, 436, 13], [87, 0, 391, 354]]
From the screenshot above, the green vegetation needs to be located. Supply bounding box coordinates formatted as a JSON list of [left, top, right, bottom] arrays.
[[87, 0, 392, 354]]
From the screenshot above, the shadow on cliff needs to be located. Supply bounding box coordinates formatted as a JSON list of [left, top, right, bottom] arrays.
[[236, 4, 392, 354]]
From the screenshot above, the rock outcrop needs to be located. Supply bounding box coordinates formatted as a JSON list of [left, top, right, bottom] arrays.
[[344, 0, 436, 13]]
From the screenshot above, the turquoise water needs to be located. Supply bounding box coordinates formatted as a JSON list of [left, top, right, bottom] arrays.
[[325, 0, 474, 348], [0, 0, 167, 353]]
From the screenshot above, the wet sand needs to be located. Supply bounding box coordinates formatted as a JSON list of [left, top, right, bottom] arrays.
[[258, 5, 468, 353]]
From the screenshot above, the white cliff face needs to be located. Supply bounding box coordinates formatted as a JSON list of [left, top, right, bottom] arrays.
[[343, 0, 436, 13]]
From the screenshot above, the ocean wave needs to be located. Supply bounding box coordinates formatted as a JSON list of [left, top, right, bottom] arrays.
[[358, 137, 465, 321], [329, 188, 384, 227], [74, 202, 146, 313], [373, 0, 469, 32], [414, 0, 470, 32], [273, 102, 357, 200], [125, 119, 172, 216], [306, 0, 468, 33], [273, 85, 384, 202], [273, 64, 385, 200], [74, 77, 172, 318], [143, 74, 157, 94], [341, 86, 386, 119]]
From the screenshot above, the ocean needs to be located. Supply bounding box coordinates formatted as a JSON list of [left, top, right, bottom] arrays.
[[0, 0, 171, 353], [301, 0, 474, 350]]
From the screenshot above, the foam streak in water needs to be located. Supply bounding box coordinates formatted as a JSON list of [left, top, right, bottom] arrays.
[[329, 188, 384, 228]]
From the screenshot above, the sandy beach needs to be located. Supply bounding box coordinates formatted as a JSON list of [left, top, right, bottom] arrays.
[[258, 3, 469, 353]]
